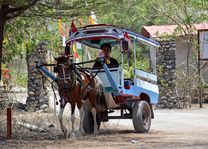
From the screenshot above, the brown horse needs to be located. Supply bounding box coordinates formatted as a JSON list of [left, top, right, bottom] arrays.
[[55, 56, 105, 137]]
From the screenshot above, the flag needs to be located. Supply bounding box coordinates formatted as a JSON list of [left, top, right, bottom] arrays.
[[76, 42, 82, 55], [88, 11, 97, 25], [69, 21, 77, 37], [72, 42, 79, 59], [70, 21, 77, 33], [79, 18, 84, 27], [124, 32, 132, 46], [58, 16, 64, 36], [57, 16, 66, 46], [124, 32, 130, 41]]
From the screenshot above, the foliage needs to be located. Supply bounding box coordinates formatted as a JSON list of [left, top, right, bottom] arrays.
[[122, 45, 151, 79], [1, 0, 124, 60], [3, 0, 208, 63], [9, 68, 27, 87], [150, 0, 208, 25], [5, 15, 66, 56], [123, 58, 151, 79], [0, 0, 120, 81], [99, 0, 168, 32]]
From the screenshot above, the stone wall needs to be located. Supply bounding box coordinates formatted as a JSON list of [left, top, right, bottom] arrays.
[[26, 42, 49, 111], [156, 40, 177, 109]]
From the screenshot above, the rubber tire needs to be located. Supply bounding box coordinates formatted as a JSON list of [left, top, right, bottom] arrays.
[[132, 100, 151, 133], [83, 106, 101, 134]]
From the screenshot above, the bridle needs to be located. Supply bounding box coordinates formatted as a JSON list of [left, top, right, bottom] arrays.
[[57, 62, 77, 89]]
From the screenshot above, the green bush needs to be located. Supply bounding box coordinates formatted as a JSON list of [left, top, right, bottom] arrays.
[[9, 68, 28, 87]]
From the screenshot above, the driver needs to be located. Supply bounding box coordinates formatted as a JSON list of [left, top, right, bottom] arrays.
[[92, 43, 119, 69]]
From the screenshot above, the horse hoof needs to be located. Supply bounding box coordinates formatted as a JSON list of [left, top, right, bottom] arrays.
[[93, 131, 99, 136], [81, 130, 85, 135], [62, 130, 68, 138], [70, 132, 76, 139], [79, 128, 85, 135], [62, 128, 68, 138], [63, 132, 68, 139], [75, 131, 83, 137]]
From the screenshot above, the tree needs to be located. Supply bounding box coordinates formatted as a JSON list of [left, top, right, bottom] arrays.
[[98, 0, 169, 32], [1, 0, 120, 82], [0, 0, 39, 81], [149, 0, 208, 108]]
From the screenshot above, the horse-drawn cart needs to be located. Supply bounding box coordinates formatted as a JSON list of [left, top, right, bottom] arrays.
[[67, 24, 159, 133], [36, 24, 160, 136]]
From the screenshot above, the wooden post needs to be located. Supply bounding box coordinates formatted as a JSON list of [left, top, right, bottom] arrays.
[[7, 107, 12, 139], [197, 30, 204, 108]]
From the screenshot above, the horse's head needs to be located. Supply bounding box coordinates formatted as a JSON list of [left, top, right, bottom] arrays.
[[54, 56, 71, 74], [54, 56, 76, 88]]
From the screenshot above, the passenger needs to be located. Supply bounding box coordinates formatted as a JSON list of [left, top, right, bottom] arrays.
[[92, 43, 119, 69]]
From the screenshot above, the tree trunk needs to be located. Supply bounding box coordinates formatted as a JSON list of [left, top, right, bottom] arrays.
[[0, 4, 8, 82], [0, 18, 5, 82]]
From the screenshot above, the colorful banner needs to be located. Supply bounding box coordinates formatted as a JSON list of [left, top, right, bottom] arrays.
[[57, 16, 66, 46], [76, 42, 82, 55], [88, 11, 97, 25], [79, 18, 84, 27], [70, 21, 77, 33], [72, 42, 79, 59], [124, 32, 133, 48]]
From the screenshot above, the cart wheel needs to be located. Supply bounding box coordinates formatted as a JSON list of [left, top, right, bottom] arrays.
[[132, 100, 151, 133], [83, 106, 101, 134]]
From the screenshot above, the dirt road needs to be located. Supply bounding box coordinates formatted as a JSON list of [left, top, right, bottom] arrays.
[[1, 104, 208, 149]]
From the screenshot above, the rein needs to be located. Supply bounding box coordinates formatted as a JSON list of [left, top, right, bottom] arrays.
[[36, 58, 108, 101], [77, 57, 105, 89], [60, 64, 67, 82], [75, 59, 108, 99], [58, 63, 77, 89]]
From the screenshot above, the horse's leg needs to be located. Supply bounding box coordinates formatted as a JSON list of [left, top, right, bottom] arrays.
[[87, 79, 99, 135], [78, 105, 85, 134], [70, 103, 76, 138], [58, 96, 67, 138], [91, 106, 98, 135]]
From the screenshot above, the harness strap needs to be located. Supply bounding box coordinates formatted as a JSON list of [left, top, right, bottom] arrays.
[[72, 64, 83, 85], [59, 76, 71, 80]]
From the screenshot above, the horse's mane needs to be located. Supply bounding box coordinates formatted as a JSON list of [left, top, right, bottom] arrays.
[[55, 56, 68, 63]]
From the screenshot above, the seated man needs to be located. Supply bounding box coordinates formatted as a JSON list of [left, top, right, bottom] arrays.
[[92, 43, 119, 110], [92, 43, 119, 69]]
